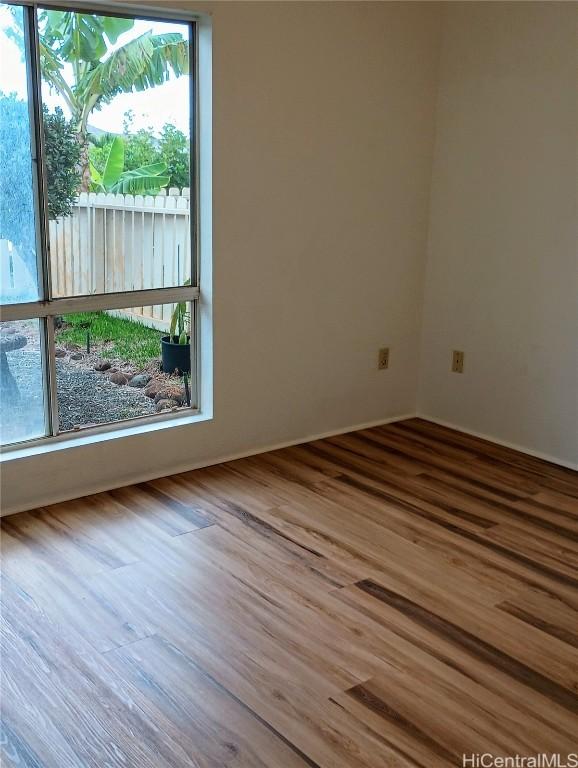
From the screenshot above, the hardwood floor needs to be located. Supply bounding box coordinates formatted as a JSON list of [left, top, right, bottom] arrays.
[[1, 418, 577, 767]]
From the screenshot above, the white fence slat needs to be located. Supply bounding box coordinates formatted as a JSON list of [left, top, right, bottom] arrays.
[[65, 213, 73, 295]]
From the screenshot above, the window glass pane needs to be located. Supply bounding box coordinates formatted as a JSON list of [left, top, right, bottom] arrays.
[[38, 8, 193, 297], [0, 320, 47, 445], [0, 3, 41, 303], [55, 304, 193, 431]]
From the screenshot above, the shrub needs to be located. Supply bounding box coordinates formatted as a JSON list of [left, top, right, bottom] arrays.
[[42, 106, 82, 219], [158, 123, 189, 189]]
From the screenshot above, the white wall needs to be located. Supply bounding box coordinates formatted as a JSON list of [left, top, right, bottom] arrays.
[[1, 2, 442, 514], [4, 2, 575, 515], [418, 2, 578, 468]]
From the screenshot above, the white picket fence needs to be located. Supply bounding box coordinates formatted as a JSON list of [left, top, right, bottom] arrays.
[[49, 187, 192, 329]]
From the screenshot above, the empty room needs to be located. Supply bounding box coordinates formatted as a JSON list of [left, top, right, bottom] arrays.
[[0, 1, 577, 766]]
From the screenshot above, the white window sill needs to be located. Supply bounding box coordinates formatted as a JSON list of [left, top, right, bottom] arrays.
[[0, 410, 212, 463]]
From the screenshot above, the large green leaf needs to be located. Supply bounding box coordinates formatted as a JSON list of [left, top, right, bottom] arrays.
[[78, 32, 189, 107], [89, 161, 103, 186], [102, 16, 134, 45], [102, 136, 124, 189], [89, 137, 169, 194], [41, 11, 135, 63], [136, 33, 190, 87], [110, 162, 170, 195]]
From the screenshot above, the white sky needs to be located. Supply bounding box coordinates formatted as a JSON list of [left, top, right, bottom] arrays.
[[0, 7, 190, 135]]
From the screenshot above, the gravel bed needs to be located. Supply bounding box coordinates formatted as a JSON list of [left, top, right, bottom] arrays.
[[56, 359, 156, 430], [0, 350, 157, 440]]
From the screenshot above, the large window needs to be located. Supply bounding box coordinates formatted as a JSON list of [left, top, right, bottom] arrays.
[[0, 2, 199, 448]]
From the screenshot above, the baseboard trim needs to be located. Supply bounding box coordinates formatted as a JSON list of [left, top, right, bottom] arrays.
[[417, 414, 578, 471], [0, 412, 417, 517]]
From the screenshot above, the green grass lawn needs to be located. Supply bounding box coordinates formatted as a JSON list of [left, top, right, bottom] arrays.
[[56, 312, 163, 368]]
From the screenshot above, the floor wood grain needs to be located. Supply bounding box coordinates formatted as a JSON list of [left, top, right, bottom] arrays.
[[1, 418, 577, 767]]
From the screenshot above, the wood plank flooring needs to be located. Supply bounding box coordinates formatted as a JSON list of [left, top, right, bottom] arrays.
[[1, 418, 577, 767]]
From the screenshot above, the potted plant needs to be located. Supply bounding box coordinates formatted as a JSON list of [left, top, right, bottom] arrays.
[[161, 282, 191, 375]]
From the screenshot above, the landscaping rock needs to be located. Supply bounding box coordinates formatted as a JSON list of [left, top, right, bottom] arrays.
[[128, 373, 152, 388], [109, 372, 129, 385], [144, 379, 165, 399], [65, 342, 81, 352], [94, 359, 111, 371], [155, 398, 179, 412], [70, 352, 83, 360], [153, 386, 184, 406], [55, 347, 67, 358]]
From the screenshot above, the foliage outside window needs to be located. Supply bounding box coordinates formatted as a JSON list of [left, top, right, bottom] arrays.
[[0, 2, 198, 447]]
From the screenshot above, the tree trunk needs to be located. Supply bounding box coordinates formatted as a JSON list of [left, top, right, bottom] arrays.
[[77, 131, 91, 193]]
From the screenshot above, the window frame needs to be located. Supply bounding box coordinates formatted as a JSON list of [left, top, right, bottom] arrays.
[[0, 0, 203, 451]]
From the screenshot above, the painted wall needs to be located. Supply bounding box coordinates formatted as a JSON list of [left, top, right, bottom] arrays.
[[418, 2, 578, 468], [1, 2, 442, 513]]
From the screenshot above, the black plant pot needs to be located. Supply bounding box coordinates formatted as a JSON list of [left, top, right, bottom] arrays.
[[161, 335, 191, 375]]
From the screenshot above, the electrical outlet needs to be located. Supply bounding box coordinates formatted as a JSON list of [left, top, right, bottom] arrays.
[[452, 350, 464, 373], [378, 347, 390, 370]]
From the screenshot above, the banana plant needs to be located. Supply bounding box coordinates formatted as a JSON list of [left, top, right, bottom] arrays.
[[90, 136, 169, 195], [35, 9, 189, 190], [169, 279, 191, 345]]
